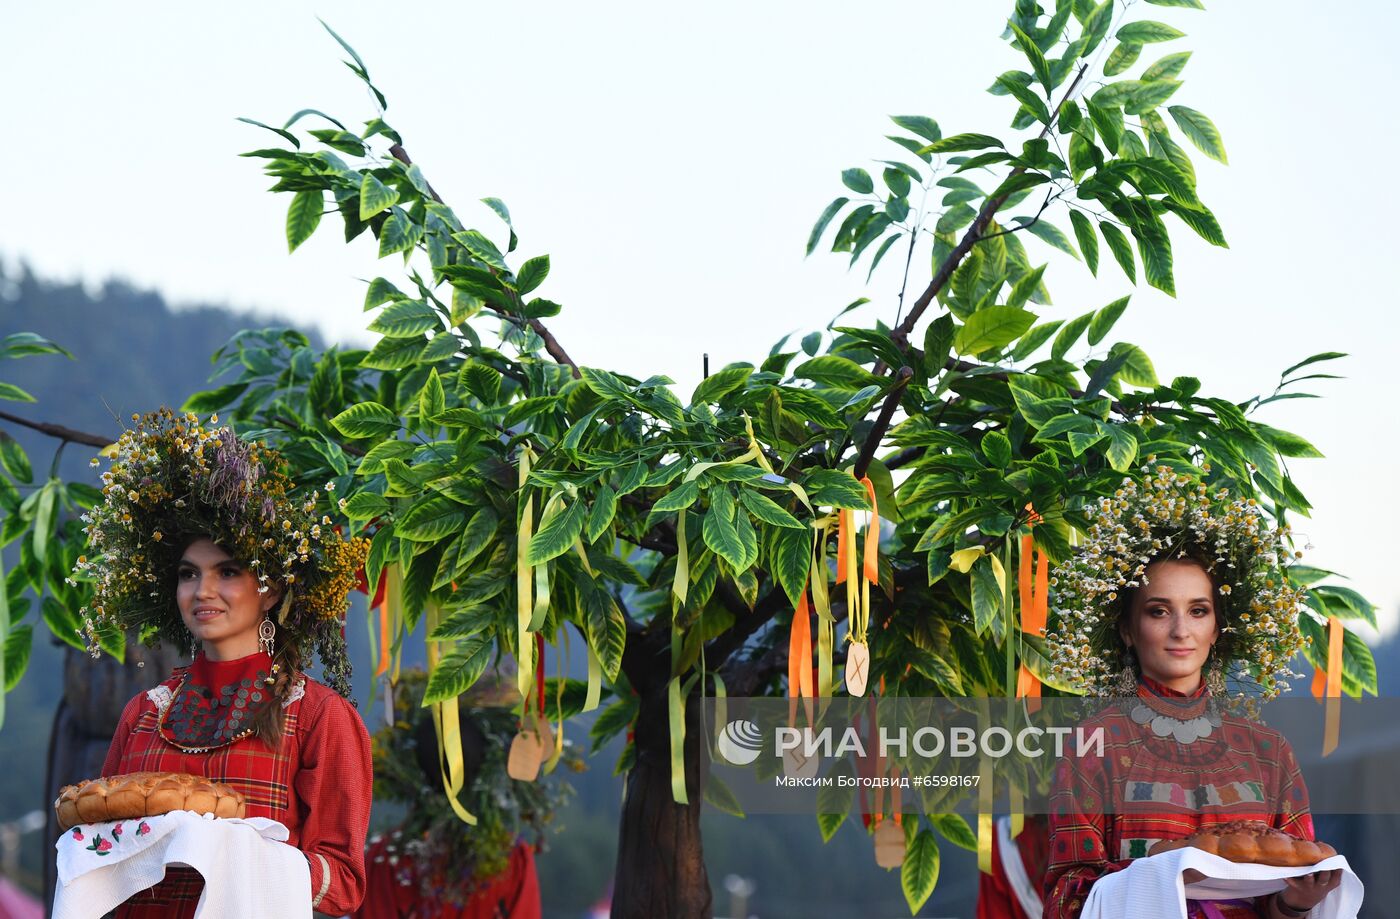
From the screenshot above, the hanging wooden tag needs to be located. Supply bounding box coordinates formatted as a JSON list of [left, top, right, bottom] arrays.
[[537, 716, 556, 758], [845, 641, 870, 697], [782, 727, 820, 779], [874, 819, 906, 868], [507, 729, 543, 782]]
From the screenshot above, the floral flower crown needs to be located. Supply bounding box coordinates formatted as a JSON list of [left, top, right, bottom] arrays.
[[75, 408, 368, 697], [1043, 459, 1308, 700]]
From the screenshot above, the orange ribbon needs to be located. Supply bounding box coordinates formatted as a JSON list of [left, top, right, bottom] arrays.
[[1310, 616, 1343, 756], [1015, 505, 1049, 712], [788, 590, 815, 727]]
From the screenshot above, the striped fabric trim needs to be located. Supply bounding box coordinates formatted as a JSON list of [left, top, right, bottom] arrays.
[[311, 852, 332, 908], [1122, 780, 1266, 809]]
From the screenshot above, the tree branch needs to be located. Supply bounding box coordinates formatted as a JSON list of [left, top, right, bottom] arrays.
[[387, 144, 581, 378], [0, 410, 112, 449], [853, 366, 913, 480], [880, 65, 1090, 365]]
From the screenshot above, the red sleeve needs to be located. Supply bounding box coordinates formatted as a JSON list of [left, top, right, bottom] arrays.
[[101, 693, 146, 777], [1043, 754, 1131, 919], [977, 833, 1018, 919], [1270, 734, 1315, 841], [294, 686, 373, 915]]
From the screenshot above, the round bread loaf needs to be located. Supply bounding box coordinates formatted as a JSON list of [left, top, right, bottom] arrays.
[[1148, 819, 1336, 867], [53, 772, 246, 830]]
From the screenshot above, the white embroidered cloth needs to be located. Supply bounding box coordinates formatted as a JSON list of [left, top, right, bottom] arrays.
[[1080, 848, 1363, 919], [53, 810, 311, 918]]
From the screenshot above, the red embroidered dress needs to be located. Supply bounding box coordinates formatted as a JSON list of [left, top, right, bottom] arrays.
[[101, 650, 373, 917], [1044, 676, 1314, 919]]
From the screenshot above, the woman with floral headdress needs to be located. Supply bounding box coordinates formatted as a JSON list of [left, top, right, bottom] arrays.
[[1040, 462, 1343, 919], [77, 409, 374, 917]]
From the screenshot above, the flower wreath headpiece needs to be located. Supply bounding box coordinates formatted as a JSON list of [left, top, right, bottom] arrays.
[[75, 408, 369, 697], [1043, 459, 1308, 700]]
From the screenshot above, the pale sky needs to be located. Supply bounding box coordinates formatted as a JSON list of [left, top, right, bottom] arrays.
[[3, 1, 1397, 638]]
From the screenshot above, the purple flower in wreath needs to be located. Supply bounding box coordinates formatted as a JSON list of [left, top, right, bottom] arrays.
[[137, 821, 151, 836], [71, 828, 84, 842]]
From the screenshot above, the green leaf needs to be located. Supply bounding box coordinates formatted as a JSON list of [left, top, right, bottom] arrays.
[[816, 758, 855, 841], [954, 306, 1036, 356], [453, 230, 509, 271], [770, 525, 812, 607], [1069, 210, 1099, 276], [398, 494, 468, 542], [1143, 51, 1192, 81], [1116, 20, 1185, 43], [587, 486, 618, 543], [1125, 79, 1183, 115], [1168, 106, 1228, 163], [1010, 320, 1064, 361], [1023, 220, 1079, 259], [1135, 221, 1175, 296], [901, 830, 940, 913], [882, 168, 912, 198], [582, 581, 627, 683], [802, 470, 870, 510], [1145, 0, 1205, 8], [919, 133, 1005, 155], [343, 492, 390, 521], [1104, 42, 1142, 76], [517, 255, 550, 295], [793, 355, 880, 389], [1107, 342, 1159, 387], [1087, 99, 1122, 155], [181, 383, 249, 414], [1163, 199, 1228, 247], [891, 115, 941, 142], [0, 382, 35, 403], [738, 488, 805, 529], [1099, 222, 1136, 282], [368, 299, 439, 338], [378, 209, 421, 258], [423, 639, 494, 703], [1081, 0, 1114, 55], [702, 489, 747, 570], [1048, 313, 1091, 363], [807, 198, 851, 256], [4, 624, 32, 693], [358, 173, 400, 220], [653, 480, 701, 514], [286, 191, 323, 253], [692, 366, 753, 405], [1257, 424, 1323, 459], [363, 277, 404, 310], [841, 168, 874, 194], [931, 813, 978, 851], [1103, 424, 1139, 471], [527, 497, 587, 565], [996, 75, 1051, 124], [330, 402, 400, 439], [970, 558, 1001, 635], [982, 430, 1013, 468], [1087, 296, 1130, 346], [1008, 23, 1051, 93]]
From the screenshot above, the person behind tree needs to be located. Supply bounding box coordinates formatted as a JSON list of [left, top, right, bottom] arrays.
[[78, 409, 374, 917], [1040, 463, 1344, 919], [353, 668, 575, 919]]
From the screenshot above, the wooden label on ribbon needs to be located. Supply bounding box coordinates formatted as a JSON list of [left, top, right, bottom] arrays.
[[845, 640, 870, 697], [873, 819, 906, 869], [507, 729, 544, 781]]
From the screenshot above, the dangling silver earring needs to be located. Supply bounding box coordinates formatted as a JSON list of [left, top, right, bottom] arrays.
[[259, 617, 276, 656], [189, 630, 199, 659], [1206, 646, 1227, 697], [1115, 647, 1139, 696]]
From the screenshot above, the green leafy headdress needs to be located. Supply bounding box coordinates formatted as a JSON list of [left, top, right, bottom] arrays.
[[1043, 460, 1308, 700], [75, 408, 368, 697]]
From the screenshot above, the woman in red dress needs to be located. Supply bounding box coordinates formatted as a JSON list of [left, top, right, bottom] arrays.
[[76, 410, 374, 917], [1040, 469, 1344, 919]]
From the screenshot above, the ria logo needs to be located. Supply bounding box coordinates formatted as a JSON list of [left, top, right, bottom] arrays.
[[716, 720, 763, 765]]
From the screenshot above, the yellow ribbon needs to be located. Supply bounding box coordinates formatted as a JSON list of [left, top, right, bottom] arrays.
[[425, 601, 476, 825], [516, 445, 536, 703]]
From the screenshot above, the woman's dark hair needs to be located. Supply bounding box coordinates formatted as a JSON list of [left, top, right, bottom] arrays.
[[413, 707, 487, 794], [1116, 543, 1232, 661]]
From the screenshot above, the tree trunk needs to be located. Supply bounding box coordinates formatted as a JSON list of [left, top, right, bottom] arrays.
[[610, 684, 712, 919]]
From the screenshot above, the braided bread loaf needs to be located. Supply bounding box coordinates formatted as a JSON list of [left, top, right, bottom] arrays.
[[1148, 819, 1335, 867], [54, 772, 246, 830]]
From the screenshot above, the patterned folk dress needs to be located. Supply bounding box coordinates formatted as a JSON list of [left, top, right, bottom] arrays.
[[100, 649, 373, 918], [1043, 676, 1315, 919]]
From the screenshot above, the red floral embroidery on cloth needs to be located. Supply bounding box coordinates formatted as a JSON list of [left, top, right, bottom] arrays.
[[159, 650, 277, 751]]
